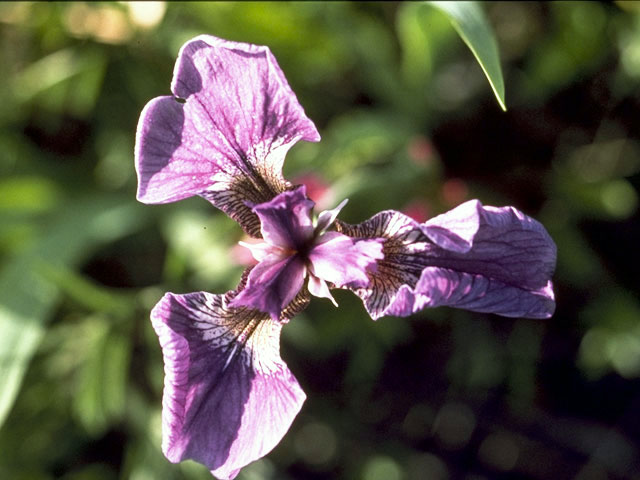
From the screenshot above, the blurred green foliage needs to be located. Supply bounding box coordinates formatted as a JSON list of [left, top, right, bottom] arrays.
[[1, 2, 640, 480]]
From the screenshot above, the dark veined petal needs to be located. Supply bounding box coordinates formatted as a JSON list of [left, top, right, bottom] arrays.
[[150, 290, 307, 480], [335, 210, 431, 319], [230, 254, 307, 321], [135, 35, 320, 237], [386, 268, 555, 319], [252, 186, 315, 250], [336, 202, 556, 320], [421, 200, 557, 291]]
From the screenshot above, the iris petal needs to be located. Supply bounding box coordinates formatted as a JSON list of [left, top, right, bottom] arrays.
[[422, 200, 557, 291], [231, 254, 307, 321], [336, 210, 430, 318], [335, 202, 556, 320], [307, 274, 339, 307], [308, 231, 383, 288], [135, 35, 320, 237], [315, 198, 349, 235], [420, 199, 481, 253], [151, 291, 306, 480], [386, 268, 556, 319], [252, 186, 315, 250]]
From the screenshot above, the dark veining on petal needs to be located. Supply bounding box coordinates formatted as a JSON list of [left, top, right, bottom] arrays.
[[156, 293, 255, 469], [335, 212, 433, 318], [203, 177, 292, 238], [231, 266, 311, 321], [337, 205, 556, 319], [163, 285, 304, 473], [280, 287, 311, 321]]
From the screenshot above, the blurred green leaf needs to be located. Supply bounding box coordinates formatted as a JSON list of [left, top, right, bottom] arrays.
[[0, 176, 62, 213], [554, 163, 639, 221], [397, 1, 461, 104], [396, 3, 435, 89], [162, 208, 240, 291], [72, 316, 131, 436], [579, 291, 640, 379], [302, 110, 415, 178], [38, 264, 135, 318], [396, 0, 459, 118], [426, 1, 507, 110], [0, 195, 149, 430], [11, 45, 107, 118], [523, 2, 609, 100], [448, 314, 505, 390], [337, 8, 404, 109]]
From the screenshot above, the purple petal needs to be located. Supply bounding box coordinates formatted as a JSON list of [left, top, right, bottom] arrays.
[[336, 210, 431, 319], [150, 291, 306, 479], [307, 274, 338, 306], [423, 200, 557, 291], [231, 254, 307, 321], [315, 198, 349, 235], [386, 268, 556, 319], [336, 203, 556, 320], [135, 35, 320, 237], [421, 199, 481, 253], [252, 186, 315, 250], [308, 232, 383, 288], [135, 96, 211, 204]]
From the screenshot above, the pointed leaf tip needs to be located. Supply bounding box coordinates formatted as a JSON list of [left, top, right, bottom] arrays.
[[426, 0, 507, 111]]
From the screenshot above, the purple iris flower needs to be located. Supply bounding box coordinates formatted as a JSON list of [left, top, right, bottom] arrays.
[[135, 35, 556, 479]]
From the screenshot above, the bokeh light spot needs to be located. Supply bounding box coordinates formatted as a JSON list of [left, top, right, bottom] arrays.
[[125, 1, 166, 30], [64, 3, 133, 44], [362, 455, 403, 480], [433, 402, 476, 449], [478, 431, 519, 471], [402, 403, 436, 440], [608, 333, 640, 379], [407, 452, 449, 480], [600, 179, 637, 218], [294, 421, 338, 467]]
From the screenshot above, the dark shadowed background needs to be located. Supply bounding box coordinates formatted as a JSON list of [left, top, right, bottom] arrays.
[[1, 2, 640, 480]]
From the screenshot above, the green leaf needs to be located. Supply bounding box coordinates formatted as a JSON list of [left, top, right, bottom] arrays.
[[426, 1, 507, 111], [72, 316, 131, 436], [0, 176, 62, 213], [0, 194, 149, 430], [38, 264, 135, 319], [10, 46, 107, 118]]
